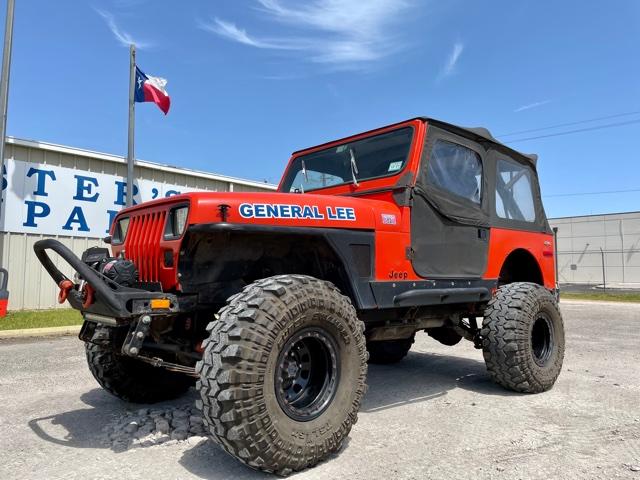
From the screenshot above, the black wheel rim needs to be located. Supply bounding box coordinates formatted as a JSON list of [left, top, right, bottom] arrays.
[[531, 313, 554, 366], [275, 327, 339, 422]]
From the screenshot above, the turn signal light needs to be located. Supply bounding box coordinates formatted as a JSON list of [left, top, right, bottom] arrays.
[[150, 298, 171, 309]]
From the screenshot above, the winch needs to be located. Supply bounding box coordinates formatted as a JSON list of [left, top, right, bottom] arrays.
[[56, 247, 140, 308]]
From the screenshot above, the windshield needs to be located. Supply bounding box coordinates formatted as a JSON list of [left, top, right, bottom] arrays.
[[281, 127, 414, 193]]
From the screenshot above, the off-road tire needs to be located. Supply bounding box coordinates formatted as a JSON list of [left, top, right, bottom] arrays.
[[366, 335, 414, 364], [481, 282, 564, 393], [85, 343, 193, 403], [195, 275, 367, 476]]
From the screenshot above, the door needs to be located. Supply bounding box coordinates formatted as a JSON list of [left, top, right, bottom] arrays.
[[410, 127, 490, 278]]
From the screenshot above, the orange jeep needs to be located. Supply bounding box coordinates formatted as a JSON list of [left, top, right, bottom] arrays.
[[35, 117, 564, 475]]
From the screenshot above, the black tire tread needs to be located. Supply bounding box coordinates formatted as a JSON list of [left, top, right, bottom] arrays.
[[85, 342, 193, 403], [481, 282, 564, 393], [195, 274, 367, 476]]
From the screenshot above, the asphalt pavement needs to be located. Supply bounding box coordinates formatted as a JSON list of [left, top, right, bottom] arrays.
[[0, 300, 639, 479]]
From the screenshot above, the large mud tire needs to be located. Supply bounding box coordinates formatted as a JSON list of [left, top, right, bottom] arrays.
[[196, 275, 367, 476], [481, 282, 564, 393], [366, 335, 414, 364], [85, 343, 193, 403]]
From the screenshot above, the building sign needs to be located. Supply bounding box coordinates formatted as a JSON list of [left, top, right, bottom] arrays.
[[0, 159, 204, 238]]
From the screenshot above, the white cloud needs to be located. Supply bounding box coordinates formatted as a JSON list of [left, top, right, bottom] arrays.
[[202, 18, 267, 48], [201, 0, 412, 69], [438, 41, 463, 79], [200, 18, 307, 50], [95, 9, 152, 49], [514, 99, 552, 112]]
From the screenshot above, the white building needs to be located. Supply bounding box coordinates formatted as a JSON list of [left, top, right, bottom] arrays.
[[549, 211, 640, 286], [0, 137, 276, 310]]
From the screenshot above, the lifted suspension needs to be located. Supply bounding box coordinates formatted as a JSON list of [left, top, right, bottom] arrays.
[[121, 314, 198, 377]]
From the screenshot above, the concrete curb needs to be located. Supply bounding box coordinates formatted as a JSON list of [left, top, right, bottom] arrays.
[[0, 325, 81, 339]]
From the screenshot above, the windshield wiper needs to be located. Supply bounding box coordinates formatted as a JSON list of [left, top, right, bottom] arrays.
[[349, 148, 359, 187]]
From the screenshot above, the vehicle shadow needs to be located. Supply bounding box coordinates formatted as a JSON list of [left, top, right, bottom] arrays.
[[179, 349, 520, 478], [27, 388, 128, 449], [27, 349, 518, 479], [27, 388, 199, 450], [361, 349, 519, 414]]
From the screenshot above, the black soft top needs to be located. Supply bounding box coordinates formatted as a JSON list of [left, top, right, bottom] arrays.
[[420, 117, 538, 166], [293, 117, 538, 167]]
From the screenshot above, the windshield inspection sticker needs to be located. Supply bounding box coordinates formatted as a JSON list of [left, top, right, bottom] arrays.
[[239, 203, 356, 221], [388, 161, 403, 172]]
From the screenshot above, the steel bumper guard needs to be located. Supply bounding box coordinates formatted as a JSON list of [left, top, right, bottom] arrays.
[[33, 239, 177, 320]]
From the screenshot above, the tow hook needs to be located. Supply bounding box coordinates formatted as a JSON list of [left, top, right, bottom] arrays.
[[57, 280, 74, 304], [58, 279, 96, 308], [81, 282, 96, 308], [122, 314, 152, 357]]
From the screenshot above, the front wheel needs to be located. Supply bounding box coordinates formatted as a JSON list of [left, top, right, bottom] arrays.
[[481, 282, 565, 393], [85, 342, 193, 403], [196, 275, 368, 476]]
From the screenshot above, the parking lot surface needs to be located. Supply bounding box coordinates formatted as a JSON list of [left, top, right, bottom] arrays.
[[1, 300, 639, 479]]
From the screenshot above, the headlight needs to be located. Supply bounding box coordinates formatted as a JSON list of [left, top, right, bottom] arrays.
[[113, 217, 129, 244], [165, 206, 189, 238]]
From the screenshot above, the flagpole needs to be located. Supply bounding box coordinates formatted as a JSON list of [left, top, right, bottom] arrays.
[[126, 44, 136, 207], [0, 0, 15, 268]]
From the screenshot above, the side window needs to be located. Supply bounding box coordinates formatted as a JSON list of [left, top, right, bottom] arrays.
[[427, 140, 482, 204], [495, 158, 536, 222]]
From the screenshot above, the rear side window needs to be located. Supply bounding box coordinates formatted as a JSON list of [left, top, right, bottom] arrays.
[[427, 140, 482, 204], [495, 158, 536, 222]]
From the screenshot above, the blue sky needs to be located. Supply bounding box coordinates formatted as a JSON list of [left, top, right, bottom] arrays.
[[3, 0, 640, 217]]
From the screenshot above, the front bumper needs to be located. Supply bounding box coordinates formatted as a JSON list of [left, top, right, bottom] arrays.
[[33, 239, 179, 320]]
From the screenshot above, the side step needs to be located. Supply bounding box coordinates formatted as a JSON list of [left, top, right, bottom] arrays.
[[393, 287, 490, 307]]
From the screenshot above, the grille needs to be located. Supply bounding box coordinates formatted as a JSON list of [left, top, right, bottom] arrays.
[[124, 210, 167, 282]]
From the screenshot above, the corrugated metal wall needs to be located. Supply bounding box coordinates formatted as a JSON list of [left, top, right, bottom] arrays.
[[549, 212, 640, 285], [1, 139, 275, 310], [0, 232, 105, 310]]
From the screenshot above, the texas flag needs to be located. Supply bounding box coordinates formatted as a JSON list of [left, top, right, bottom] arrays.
[[134, 66, 170, 115]]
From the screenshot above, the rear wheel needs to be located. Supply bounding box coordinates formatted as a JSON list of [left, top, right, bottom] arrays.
[[85, 343, 193, 403], [481, 282, 565, 393], [196, 275, 367, 475], [366, 335, 414, 364]]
